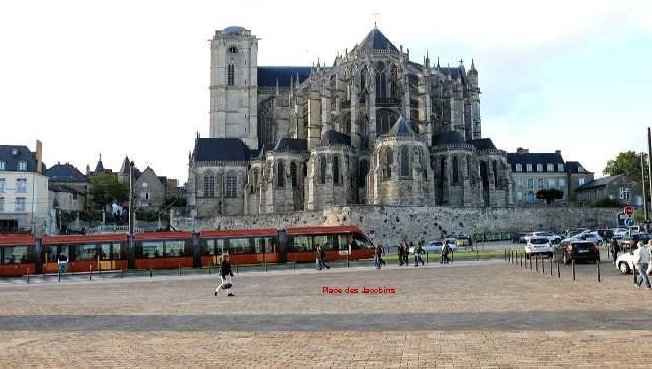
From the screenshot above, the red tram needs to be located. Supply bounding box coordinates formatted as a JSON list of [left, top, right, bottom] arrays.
[[0, 225, 374, 277]]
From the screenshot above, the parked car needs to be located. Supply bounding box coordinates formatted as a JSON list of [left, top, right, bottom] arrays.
[[524, 236, 554, 258], [527, 231, 562, 244], [553, 240, 600, 264], [616, 233, 652, 252], [615, 251, 637, 274], [563, 231, 603, 246], [409, 240, 457, 254], [512, 232, 528, 244]]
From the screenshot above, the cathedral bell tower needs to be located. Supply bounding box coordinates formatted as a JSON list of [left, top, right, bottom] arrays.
[[209, 26, 258, 148]]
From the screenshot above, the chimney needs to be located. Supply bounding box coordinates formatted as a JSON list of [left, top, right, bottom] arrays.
[[555, 150, 561, 155], [516, 147, 529, 154], [35, 140, 43, 174]]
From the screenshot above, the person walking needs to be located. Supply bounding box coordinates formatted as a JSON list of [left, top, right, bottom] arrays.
[[611, 238, 620, 266], [315, 244, 330, 270], [414, 242, 425, 267], [214, 252, 234, 297], [398, 242, 404, 266], [441, 241, 451, 264], [401, 241, 409, 266], [374, 243, 385, 269], [634, 241, 651, 289]]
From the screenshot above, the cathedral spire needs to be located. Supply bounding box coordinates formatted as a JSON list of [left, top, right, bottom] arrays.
[[436, 57, 440, 69]]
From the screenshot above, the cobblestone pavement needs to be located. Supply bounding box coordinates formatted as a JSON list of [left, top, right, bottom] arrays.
[[1, 261, 651, 368]]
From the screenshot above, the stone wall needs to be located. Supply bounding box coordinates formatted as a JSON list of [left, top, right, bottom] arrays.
[[172, 206, 620, 247]]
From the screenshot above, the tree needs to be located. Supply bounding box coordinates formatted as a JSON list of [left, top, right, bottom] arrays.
[[88, 174, 129, 210], [536, 189, 564, 204], [603, 151, 643, 180]]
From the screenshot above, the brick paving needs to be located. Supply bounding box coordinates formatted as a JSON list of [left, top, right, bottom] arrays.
[[1, 261, 651, 367]]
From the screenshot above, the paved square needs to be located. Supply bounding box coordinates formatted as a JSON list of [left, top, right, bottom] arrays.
[[1, 260, 651, 367]]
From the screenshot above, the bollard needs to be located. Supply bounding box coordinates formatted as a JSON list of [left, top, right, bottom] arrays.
[[89, 265, 92, 281], [451, 249, 454, 263], [550, 257, 553, 276], [529, 255, 532, 270], [476, 249, 479, 261], [121, 268, 124, 278], [633, 264, 637, 284], [520, 253, 523, 268], [572, 259, 576, 281], [236, 263, 239, 274], [26, 268, 30, 284], [557, 260, 560, 278], [347, 252, 350, 268], [597, 259, 601, 283], [426, 252, 429, 264], [535, 256, 539, 271], [208, 265, 211, 275], [178, 262, 181, 276], [265, 261, 267, 272], [149, 268, 152, 278], [542, 256, 545, 274], [293, 261, 296, 271], [505, 249, 507, 261], [58, 268, 61, 282]]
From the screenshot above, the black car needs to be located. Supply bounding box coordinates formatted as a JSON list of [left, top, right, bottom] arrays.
[[512, 232, 528, 243], [553, 240, 600, 264]]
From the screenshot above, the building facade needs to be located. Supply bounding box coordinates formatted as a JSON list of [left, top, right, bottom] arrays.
[[575, 174, 643, 207], [0, 141, 49, 233], [46, 163, 88, 212], [188, 26, 514, 216], [507, 148, 594, 205]]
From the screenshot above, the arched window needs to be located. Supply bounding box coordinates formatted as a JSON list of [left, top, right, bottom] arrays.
[[319, 155, 327, 184], [333, 156, 340, 185], [452, 157, 459, 184], [330, 76, 337, 110], [376, 109, 397, 136], [227, 63, 235, 86], [375, 62, 386, 99], [277, 161, 285, 188], [390, 65, 398, 99], [290, 162, 298, 187], [358, 159, 369, 187], [257, 98, 275, 148], [360, 68, 367, 91], [203, 174, 215, 198], [467, 157, 472, 177], [399, 146, 410, 177], [383, 148, 393, 179], [252, 169, 259, 194]]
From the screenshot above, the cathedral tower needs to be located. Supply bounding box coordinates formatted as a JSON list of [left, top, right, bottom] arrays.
[[209, 26, 258, 148]]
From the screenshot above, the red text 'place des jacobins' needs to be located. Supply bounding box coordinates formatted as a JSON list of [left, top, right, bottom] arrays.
[[322, 286, 396, 294]]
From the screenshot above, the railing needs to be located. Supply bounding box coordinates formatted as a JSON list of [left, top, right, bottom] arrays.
[[375, 98, 401, 107], [86, 225, 143, 234]]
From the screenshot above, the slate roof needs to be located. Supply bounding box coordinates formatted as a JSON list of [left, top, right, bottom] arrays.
[[257, 67, 311, 87], [0, 145, 38, 172], [506, 152, 565, 172], [322, 130, 351, 146], [565, 161, 592, 174], [193, 138, 250, 162], [387, 116, 415, 136], [272, 138, 307, 152], [576, 175, 622, 191], [354, 28, 399, 53], [439, 67, 466, 83], [49, 183, 86, 195], [433, 131, 466, 146], [46, 163, 87, 183], [468, 138, 497, 151], [94, 159, 104, 173]]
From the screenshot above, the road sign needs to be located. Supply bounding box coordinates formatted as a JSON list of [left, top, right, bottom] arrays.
[[624, 217, 635, 227], [624, 206, 634, 216]]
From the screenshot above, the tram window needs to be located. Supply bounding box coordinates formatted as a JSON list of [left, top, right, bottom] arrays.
[[226, 238, 253, 254], [351, 234, 373, 249], [253, 237, 273, 253], [201, 239, 224, 255], [99, 244, 112, 260], [165, 240, 186, 257], [142, 241, 164, 258], [313, 235, 339, 250], [3, 246, 32, 264], [290, 235, 312, 252], [337, 235, 349, 250], [43, 246, 57, 263], [59, 246, 72, 261], [76, 244, 98, 261]]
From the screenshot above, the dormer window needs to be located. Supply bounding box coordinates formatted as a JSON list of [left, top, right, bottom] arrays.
[[557, 164, 564, 172], [547, 163, 554, 172], [17, 161, 27, 171], [526, 164, 532, 172], [515, 164, 522, 172], [0, 160, 5, 170], [536, 163, 543, 172]]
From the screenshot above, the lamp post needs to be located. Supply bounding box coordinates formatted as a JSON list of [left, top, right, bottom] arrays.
[[641, 153, 648, 222], [128, 161, 135, 269]]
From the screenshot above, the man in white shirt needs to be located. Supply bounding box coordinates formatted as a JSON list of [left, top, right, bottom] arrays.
[[634, 241, 651, 289]]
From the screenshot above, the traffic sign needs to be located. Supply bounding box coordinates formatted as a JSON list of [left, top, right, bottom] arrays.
[[624, 206, 634, 216], [624, 217, 635, 227]]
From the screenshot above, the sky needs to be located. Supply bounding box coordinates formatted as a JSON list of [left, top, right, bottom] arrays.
[[1, 0, 651, 183]]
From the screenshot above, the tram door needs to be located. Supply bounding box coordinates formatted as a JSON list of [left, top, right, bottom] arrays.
[[277, 229, 288, 263]]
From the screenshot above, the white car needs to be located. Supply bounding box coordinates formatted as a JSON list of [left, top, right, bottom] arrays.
[[615, 251, 650, 274], [409, 240, 457, 254], [524, 236, 554, 258], [526, 231, 561, 244]]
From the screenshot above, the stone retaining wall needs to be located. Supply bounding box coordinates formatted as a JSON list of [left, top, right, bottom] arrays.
[[172, 206, 619, 246]]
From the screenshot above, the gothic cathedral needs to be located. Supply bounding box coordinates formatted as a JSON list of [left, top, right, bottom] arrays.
[[187, 26, 514, 217]]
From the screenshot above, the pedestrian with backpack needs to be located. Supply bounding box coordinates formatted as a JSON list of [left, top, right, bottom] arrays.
[[214, 252, 234, 297]]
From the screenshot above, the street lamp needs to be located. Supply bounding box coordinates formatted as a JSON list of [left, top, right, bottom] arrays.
[[128, 161, 134, 237], [640, 153, 648, 222]]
